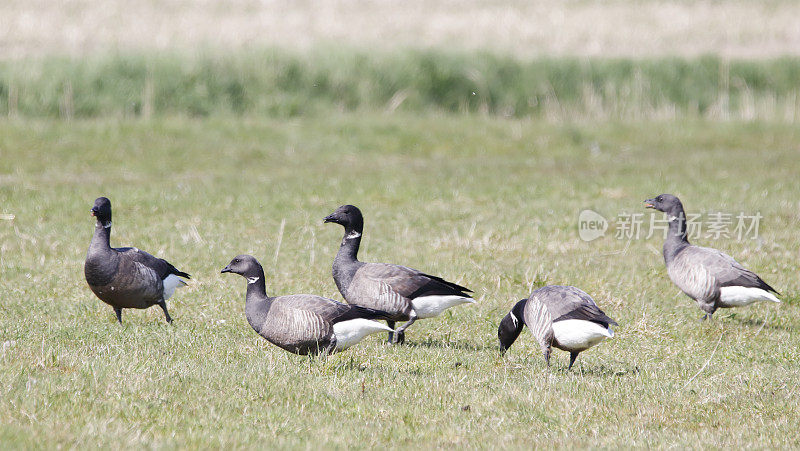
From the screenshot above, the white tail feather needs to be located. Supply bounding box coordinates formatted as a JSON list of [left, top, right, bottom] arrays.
[[551, 319, 613, 352], [162, 274, 188, 300], [719, 286, 780, 307], [333, 319, 393, 351], [411, 295, 476, 319]]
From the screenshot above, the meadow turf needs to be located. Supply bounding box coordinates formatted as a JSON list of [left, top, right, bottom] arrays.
[[0, 113, 798, 448]]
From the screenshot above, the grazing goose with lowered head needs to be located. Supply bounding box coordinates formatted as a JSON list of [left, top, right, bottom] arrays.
[[84, 197, 190, 323], [324, 205, 475, 344], [645, 194, 780, 320], [498, 285, 616, 370], [221, 255, 394, 355]]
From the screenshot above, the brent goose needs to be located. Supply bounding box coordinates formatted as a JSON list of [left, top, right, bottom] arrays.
[[498, 285, 616, 369], [84, 197, 190, 323], [221, 255, 394, 355], [645, 194, 780, 320], [323, 205, 475, 344]]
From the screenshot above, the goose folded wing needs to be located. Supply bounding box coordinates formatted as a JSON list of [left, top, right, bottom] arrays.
[[117, 247, 190, 280], [279, 294, 389, 325], [554, 304, 617, 327], [536, 286, 617, 327], [358, 263, 471, 299], [125, 261, 163, 300], [691, 246, 777, 293], [348, 278, 411, 314], [110, 248, 163, 295]]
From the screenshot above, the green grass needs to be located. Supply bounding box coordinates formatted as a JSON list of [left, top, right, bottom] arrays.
[[1, 114, 799, 448], [2, 50, 800, 120]]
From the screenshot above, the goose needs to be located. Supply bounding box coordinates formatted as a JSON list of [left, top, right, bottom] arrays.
[[644, 194, 780, 320], [498, 285, 616, 370], [84, 197, 190, 323], [323, 205, 475, 344], [221, 255, 394, 355]]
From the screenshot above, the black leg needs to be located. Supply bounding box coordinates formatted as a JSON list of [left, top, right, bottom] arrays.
[[543, 347, 552, 367], [391, 311, 417, 345], [568, 352, 579, 370], [158, 300, 172, 324], [386, 320, 396, 343], [114, 307, 123, 324]]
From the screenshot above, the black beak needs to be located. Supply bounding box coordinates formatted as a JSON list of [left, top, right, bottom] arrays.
[[323, 215, 335, 224], [221, 266, 232, 274], [90, 207, 98, 216], [643, 199, 655, 209]]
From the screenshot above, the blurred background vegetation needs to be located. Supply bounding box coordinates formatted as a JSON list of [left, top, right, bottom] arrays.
[[2, 52, 800, 120], [2, 0, 800, 122]]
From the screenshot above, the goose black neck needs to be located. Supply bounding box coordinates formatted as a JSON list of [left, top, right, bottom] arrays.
[[90, 221, 112, 252], [331, 227, 363, 295], [244, 266, 269, 301], [498, 299, 527, 353], [244, 266, 271, 333], [663, 208, 690, 263], [336, 227, 362, 263], [85, 221, 117, 286]]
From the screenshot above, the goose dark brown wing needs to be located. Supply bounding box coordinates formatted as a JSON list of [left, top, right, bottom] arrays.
[[346, 262, 470, 315], [691, 246, 778, 294], [556, 303, 617, 327], [668, 245, 777, 303], [116, 247, 191, 280], [278, 294, 392, 325], [533, 285, 616, 327], [356, 263, 470, 298]]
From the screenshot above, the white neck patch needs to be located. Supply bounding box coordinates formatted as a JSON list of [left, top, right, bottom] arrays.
[[103, 221, 112, 229], [247, 276, 260, 285], [668, 215, 679, 222], [346, 231, 361, 239], [510, 311, 519, 328]]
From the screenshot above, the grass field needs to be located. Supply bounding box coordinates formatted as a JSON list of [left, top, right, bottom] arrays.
[[1, 114, 799, 447]]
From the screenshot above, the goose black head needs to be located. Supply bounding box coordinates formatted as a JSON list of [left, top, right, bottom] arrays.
[[323, 204, 364, 235], [90, 197, 112, 227], [221, 254, 264, 281], [498, 299, 527, 355], [644, 194, 685, 218]]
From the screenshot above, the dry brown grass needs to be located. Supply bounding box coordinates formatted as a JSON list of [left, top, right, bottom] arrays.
[[3, 0, 800, 60]]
